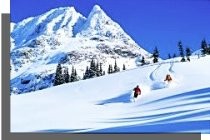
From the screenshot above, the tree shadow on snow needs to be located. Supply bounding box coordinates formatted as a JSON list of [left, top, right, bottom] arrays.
[[144, 87, 210, 106], [96, 92, 132, 105]]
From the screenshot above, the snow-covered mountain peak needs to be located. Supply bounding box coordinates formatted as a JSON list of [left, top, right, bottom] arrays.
[[76, 5, 112, 37], [89, 5, 111, 22], [38, 6, 79, 20], [59, 6, 76, 12], [92, 5, 102, 11], [10, 5, 151, 94], [89, 5, 107, 17], [52, 6, 82, 19], [77, 5, 131, 42], [11, 6, 86, 48]]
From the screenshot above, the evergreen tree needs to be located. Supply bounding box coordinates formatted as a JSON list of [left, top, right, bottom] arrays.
[[99, 63, 103, 76], [110, 65, 113, 73], [54, 64, 64, 86], [123, 64, 126, 70], [208, 44, 210, 54], [173, 53, 176, 58], [168, 53, 171, 59], [61, 69, 65, 84], [141, 56, 145, 65], [207, 44, 210, 55], [74, 69, 78, 81], [89, 59, 96, 78], [108, 64, 113, 74], [201, 39, 208, 55], [186, 47, 191, 61], [70, 66, 75, 82], [114, 59, 120, 73], [152, 46, 159, 63], [178, 41, 185, 62], [108, 65, 111, 74], [64, 67, 70, 83], [83, 66, 90, 80], [70, 67, 79, 82], [83, 61, 104, 80]]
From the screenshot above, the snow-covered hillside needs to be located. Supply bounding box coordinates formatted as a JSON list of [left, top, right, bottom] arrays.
[[11, 55, 210, 133], [10, 5, 151, 94]]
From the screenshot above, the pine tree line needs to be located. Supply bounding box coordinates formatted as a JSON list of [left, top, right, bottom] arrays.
[[152, 39, 210, 63], [152, 43, 191, 63], [84, 59, 124, 79], [169, 39, 210, 61], [54, 64, 79, 86], [83, 59, 105, 80], [108, 59, 120, 74], [166, 41, 192, 62], [54, 59, 127, 86]]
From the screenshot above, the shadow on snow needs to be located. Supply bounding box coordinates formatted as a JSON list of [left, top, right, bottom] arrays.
[[143, 87, 210, 106], [96, 92, 132, 105], [90, 120, 210, 133]]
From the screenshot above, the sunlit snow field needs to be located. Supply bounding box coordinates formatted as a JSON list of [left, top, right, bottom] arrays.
[[11, 56, 210, 133]]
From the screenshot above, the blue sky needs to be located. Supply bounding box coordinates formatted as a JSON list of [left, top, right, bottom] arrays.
[[11, 0, 210, 59]]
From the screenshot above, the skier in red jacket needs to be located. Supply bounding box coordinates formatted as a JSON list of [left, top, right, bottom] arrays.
[[133, 85, 141, 98]]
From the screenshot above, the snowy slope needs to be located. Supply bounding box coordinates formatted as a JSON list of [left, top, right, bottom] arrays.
[[10, 5, 151, 94], [11, 55, 210, 133]]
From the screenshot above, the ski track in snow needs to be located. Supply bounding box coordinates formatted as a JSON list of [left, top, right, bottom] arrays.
[[149, 63, 168, 90], [169, 61, 175, 73], [149, 64, 162, 81], [148, 61, 179, 91], [150, 61, 175, 82]]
